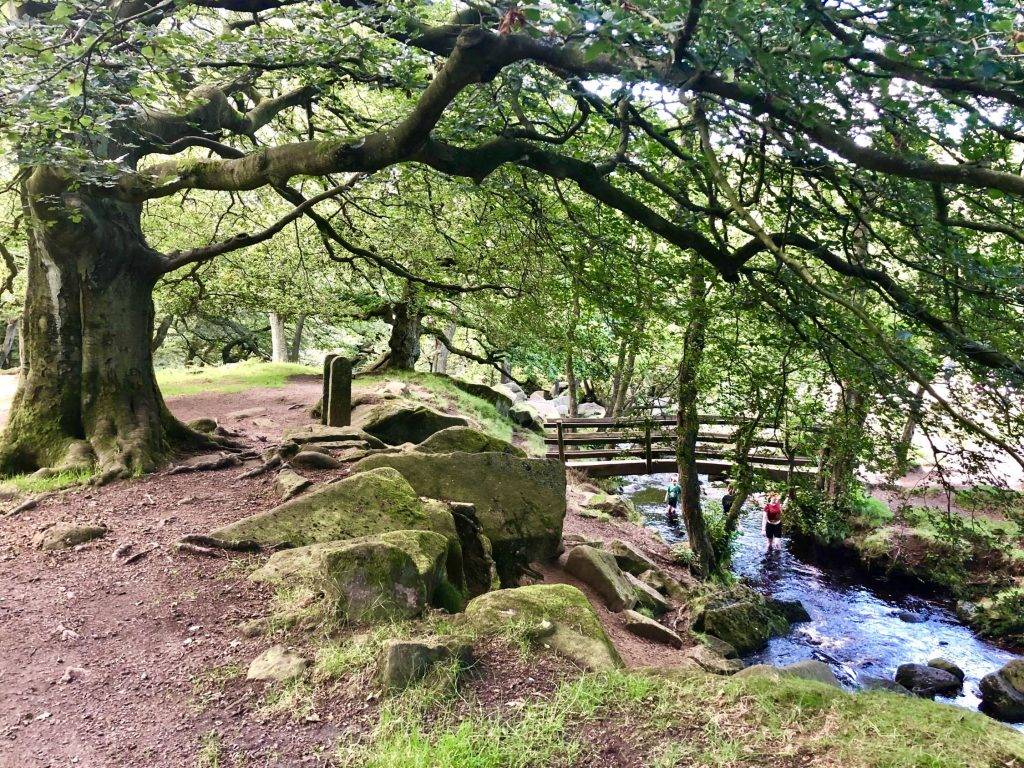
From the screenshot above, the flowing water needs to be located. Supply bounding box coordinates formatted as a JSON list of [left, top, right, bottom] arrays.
[[624, 472, 1022, 722]]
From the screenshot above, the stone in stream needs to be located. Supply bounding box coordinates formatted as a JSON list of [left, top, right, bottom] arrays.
[[290, 450, 343, 470], [980, 660, 1024, 721], [768, 598, 812, 623], [414, 426, 525, 457], [605, 539, 657, 575], [621, 610, 683, 648], [378, 637, 474, 692], [247, 645, 309, 682], [464, 584, 622, 671], [895, 663, 962, 698], [564, 545, 636, 612], [859, 675, 913, 696], [33, 522, 108, 551], [693, 600, 791, 655], [350, 451, 566, 585], [927, 657, 966, 683], [625, 572, 669, 615]]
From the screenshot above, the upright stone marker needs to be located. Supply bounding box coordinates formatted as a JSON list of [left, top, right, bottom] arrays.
[[321, 353, 338, 425], [326, 356, 353, 427]]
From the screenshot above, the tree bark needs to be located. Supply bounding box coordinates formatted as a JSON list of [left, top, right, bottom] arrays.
[[0, 173, 214, 479], [288, 313, 306, 362], [676, 257, 718, 576], [894, 382, 925, 470], [387, 283, 422, 371], [269, 312, 288, 362], [151, 315, 173, 353], [0, 319, 19, 369], [430, 320, 456, 373]]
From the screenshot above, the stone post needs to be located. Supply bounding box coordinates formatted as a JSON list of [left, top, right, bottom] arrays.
[[325, 356, 353, 427], [321, 353, 338, 425]]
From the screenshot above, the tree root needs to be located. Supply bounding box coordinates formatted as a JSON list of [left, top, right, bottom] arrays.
[[176, 534, 264, 552], [166, 453, 245, 476], [238, 453, 282, 479]]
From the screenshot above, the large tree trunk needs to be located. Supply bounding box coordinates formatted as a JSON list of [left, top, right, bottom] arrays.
[[269, 312, 288, 362], [676, 258, 718, 576], [430, 320, 455, 373], [818, 382, 870, 504], [386, 283, 422, 371], [0, 173, 213, 479], [288, 313, 306, 362]]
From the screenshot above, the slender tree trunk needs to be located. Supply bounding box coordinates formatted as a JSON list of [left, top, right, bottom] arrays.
[[499, 360, 512, 384], [0, 319, 19, 369], [894, 382, 925, 470], [288, 313, 306, 362], [269, 312, 288, 362], [430, 320, 456, 373], [0, 172, 215, 479], [387, 283, 422, 370], [151, 315, 173, 353], [819, 383, 870, 503], [612, 342, 638, 417], [676, 258, 717, 576], [609, 338, 627, 414], [566, 289, 580, 417]]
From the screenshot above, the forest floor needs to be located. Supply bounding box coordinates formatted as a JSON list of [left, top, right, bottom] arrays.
[[1, 369, 1021, 767]]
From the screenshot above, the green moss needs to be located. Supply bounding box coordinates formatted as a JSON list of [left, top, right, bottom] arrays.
[[0, 467, 92, 495], [157, 360, 316, 398]]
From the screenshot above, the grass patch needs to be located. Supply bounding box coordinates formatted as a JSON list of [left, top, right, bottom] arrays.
[[157, 360, 317, 398], [0, 467, 92, 495], [197, 730, 223, 768]]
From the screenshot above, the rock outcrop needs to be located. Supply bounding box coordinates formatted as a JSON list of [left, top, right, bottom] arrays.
[[693, 599, 791, 655], [351, 452, 566, 584], [895, 663, 962, 698], [464, 584, 622, 671], [356, 402, 468, 446], [980, 660, 1024, 720], [414, 426, 525, 457]]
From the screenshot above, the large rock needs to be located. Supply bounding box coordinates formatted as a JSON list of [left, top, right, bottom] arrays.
[[859, 675, 912, 696], [625, 572, 668, 615], [356, 401, 468, 446], [351, 452, 566, 584], [282, 424, 386, 450], [492, 383, 526, 404], [320, 530, 464, 621], [247, 645, 309, 682], [737, 660, 840, 688], [928, 657, 965, 683], [378, 637, 474, 692], [441, 376, 515, 417], [606, 539, 657, 575], [685, 645, 745, 675], [981, 660, 1024, 721], [621, 610, 682, 648], [564, 545, 636, 612], [699, 634, 738, 659], [584, 494, 638, 521], [210, 467, 457, 547], [290, 450, 343, 470], [694, 600, 790, 655], [464, 584, 622, 671], [33, 522, 107, 551], [639, 569, 691, 602], [509, 402, 545, 432], [895, 663, 962, 698], [768, 599, 811, 624], [274, 469, 312, 500], [414, 427, 525, 457]]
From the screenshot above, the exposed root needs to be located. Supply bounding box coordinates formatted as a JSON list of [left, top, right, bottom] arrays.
[[173, 541, 224, 558], [176, 534, 263, 553], [166, 453, 244, 476], [239, 453, 282, 479], [1, 493, 52, 520]]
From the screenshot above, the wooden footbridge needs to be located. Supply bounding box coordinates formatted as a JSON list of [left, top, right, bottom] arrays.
[[545, 416, 818, 480]]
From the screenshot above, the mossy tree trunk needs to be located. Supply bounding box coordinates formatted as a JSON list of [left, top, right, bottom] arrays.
[[0, 173, 213, 480], [676, 257, 718, 576]]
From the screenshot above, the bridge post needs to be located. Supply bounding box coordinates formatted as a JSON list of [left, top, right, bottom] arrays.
[[644, 423, 652, 473], [556, 420, 566, 464]]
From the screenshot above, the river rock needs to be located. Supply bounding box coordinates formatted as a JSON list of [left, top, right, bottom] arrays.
[[33, 522, 107, 551], [247, 645, 309, 682], [859, 675, 912, 696], [638, 569, 690, 602], [464, 584, 622, 671], [564, 545, 636, 612], [621, 610, 683, 648], [356, 402, 468, 446], [625, 572, 668, 615], [896, 609, 925, 623], [927, 657, 965, 683], [290, 450, 343, 470], [414, 426, 525, 457], [768, 598, 811, 624], [700, 635, 738, 659], [980, 660, 1024, 721], [895, 663, 961, 698], [350, 451, 566, 584], [378, 637, 474, 692], [737, 660, 840, 688], [605, 539, 656, 575], [584, 494, 637, 521], [694, 600, 790, 655]]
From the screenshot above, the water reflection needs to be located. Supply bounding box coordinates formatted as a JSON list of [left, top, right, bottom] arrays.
[[624, 472, 1021, 722]]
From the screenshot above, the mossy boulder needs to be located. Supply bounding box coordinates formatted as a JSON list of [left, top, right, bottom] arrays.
[[464, 584, 622, 671], [355, 401, 468, 446], [584, 494, 638, 522], [414, 426, 525, 457], [282, 424, 386, 450], [378, 636, 474, 692], [33, 522, 107, 551], [210, 467, 457, 547], [320, 530, 464, 622], [606, 539, 657, 575], [187, 417, 218, 433], [622, 610, 682, 648], [737, 660, 839, 687], [981, 660, 1024, 720], [564, 545, 636, 612], [351, 452, 566, 584], [693, 599, 791, 655]]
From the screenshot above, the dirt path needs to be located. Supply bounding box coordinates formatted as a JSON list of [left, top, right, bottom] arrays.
[[0, 377, 699, 767]]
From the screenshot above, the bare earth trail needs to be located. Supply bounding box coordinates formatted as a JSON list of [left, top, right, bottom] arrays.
[[0, 376, 699, 767]]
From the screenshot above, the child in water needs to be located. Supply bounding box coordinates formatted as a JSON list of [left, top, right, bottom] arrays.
[[665, 475, 681, 516], [762, 493, 784, 551]]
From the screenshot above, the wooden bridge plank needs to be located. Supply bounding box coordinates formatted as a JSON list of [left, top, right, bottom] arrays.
[[567, 458, 815, 481]]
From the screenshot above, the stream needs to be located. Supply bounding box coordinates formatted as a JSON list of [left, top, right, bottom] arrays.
[[623, 472, 1021, 723]]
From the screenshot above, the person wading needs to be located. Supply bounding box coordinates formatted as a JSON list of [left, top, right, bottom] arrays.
[[762, 493, 784, 552], [665, 475, 682, 517]]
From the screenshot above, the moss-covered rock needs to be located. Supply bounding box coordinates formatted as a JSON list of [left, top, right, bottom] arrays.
[[564, 545, 636, 612], [355, 401, 468, 446], [378, 636, 474, 692], [320, 530, 459, 622], [736, 660, 839, 687], [693, 599, 791, 655], [622, 609, 682, 648], [605, 539, 657, 575], [33, 522, 107, 551], [981, 660, 1024, 720], [187, 417, 217, 433], [210, 467, 457, 547], [282, 424, 386, 450], [414, 426, 525, 457], [351, 452, 566, 584], [584, 494, 639, 522], [273, 469, 312, 500], [464, 584, 622, 671]]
